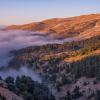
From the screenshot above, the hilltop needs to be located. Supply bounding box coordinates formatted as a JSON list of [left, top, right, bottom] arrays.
[[6, 14, 100, 39], [2, 14, 100, 100]]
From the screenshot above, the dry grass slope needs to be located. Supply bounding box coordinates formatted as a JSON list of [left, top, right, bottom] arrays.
[[6, 14, 100, 39]]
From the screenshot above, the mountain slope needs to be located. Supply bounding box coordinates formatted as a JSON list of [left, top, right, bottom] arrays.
[[6, 35, 100, 100], [0, 87, 23, 100], [6, 14, 100, 39]]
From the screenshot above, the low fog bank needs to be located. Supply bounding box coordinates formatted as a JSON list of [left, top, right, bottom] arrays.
[[0, 30, 75, 82], [0, 25, 6, 29], [0, 30, 53, 66], [0, 65, 42, 83], [0, 30, 75, 66]]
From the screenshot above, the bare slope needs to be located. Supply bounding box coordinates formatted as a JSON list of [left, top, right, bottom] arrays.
[[6, 14, 100, 39]]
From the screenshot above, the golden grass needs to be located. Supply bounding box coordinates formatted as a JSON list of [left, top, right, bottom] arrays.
[[64, 49, 100, 63]]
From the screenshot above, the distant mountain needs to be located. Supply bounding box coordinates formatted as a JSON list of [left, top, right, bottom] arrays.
[[6, 14, 100, 39]]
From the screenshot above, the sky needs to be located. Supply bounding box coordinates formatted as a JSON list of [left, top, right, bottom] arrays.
[[0, 0, 100, 25]]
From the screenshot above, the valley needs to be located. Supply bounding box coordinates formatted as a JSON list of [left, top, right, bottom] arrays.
[[0, 14, 100, 100]]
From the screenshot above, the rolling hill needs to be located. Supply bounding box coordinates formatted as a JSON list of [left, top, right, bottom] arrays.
[[2, 14, 100, 100], [6, 14, 100, 39]]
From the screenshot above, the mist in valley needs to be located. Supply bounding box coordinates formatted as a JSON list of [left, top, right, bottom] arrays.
[[0, 65, 42, 83], [0, 29, 75, 82], [0, 30, 56, 65], [0, 30, 75, 65], [0, 30, 65, 82]]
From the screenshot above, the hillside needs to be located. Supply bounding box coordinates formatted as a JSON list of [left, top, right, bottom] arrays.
[[64, 49, 100, 63], [6, 14, 100, 39], [2, 14, 100, 100], [5, 35, 100, 100], [0, 86, 23, 100], [0, 76, 55, 100]]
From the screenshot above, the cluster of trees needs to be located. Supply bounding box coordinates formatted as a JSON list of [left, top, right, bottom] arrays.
[[0, 35, 99, 100], [40, 59, 72, 86], [60, 86, 84, 100], [3, 76, 55, 100], [7, 35, 100, 89], [11, 35, 100, 56], [9, 36, 99, 67], [39, 54, 100, 88], [60, 86, 100, 100], [10, 35, 100, 65], [0, 94, 6, 100], [71, 55, 100, 79], [78, 42, 100, 55]]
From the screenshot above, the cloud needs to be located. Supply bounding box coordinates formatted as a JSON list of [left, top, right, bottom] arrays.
[[0, 30, 51, 81], [0, 66, 42, 83], [0, 30, 63, 66], [0, 29, 75, 66], [0, 29, 75, 81]]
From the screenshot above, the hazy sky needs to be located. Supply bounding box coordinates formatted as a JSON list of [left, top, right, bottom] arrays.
[[0, 0, 100, 25]]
